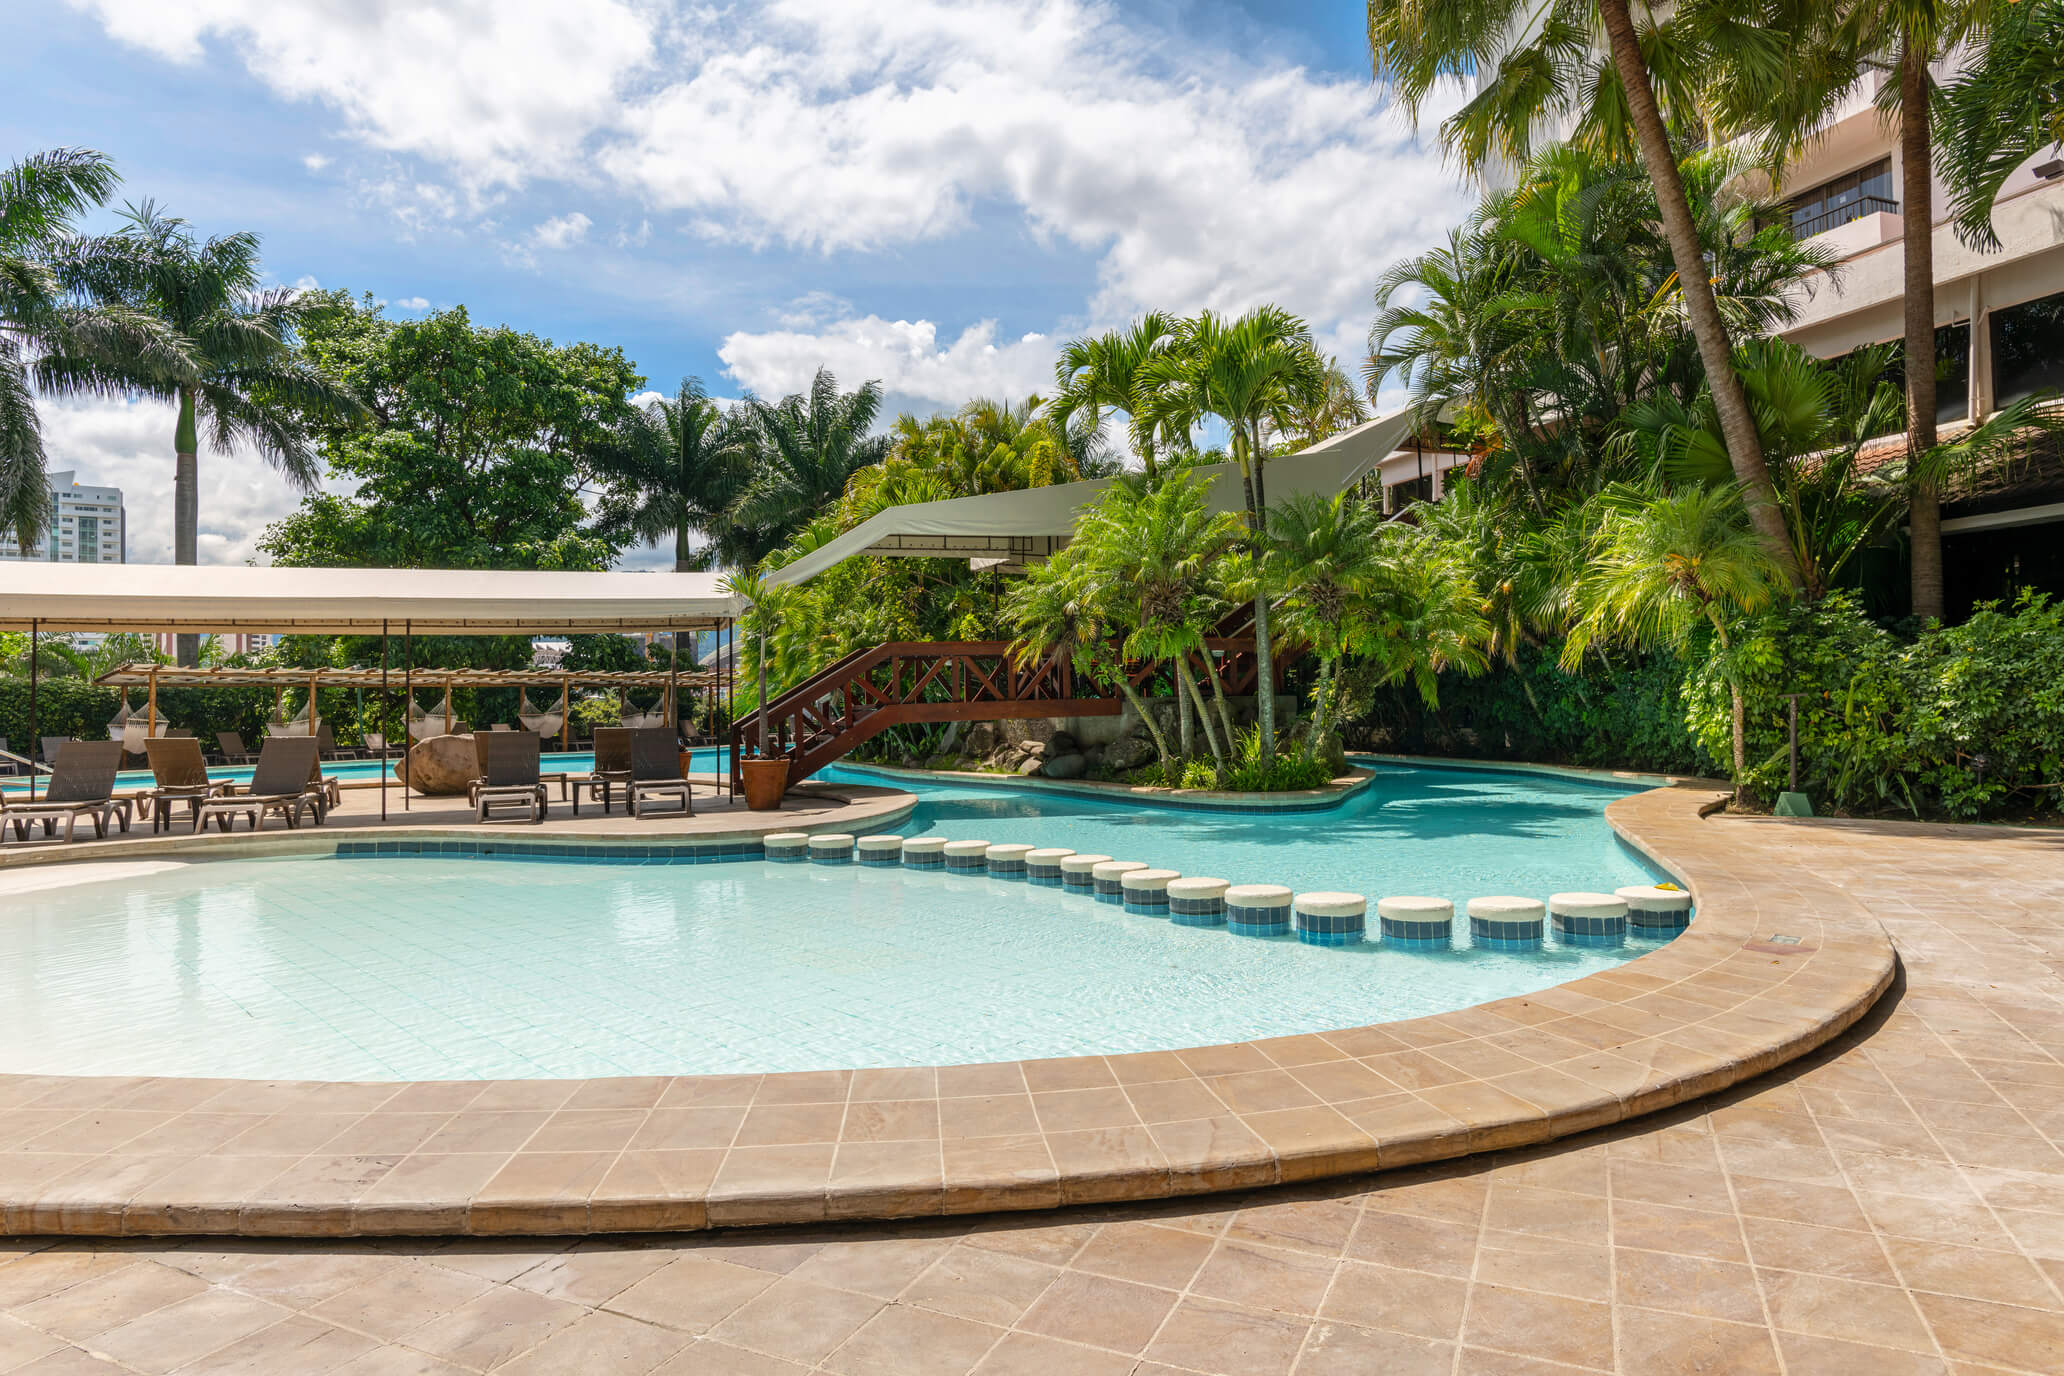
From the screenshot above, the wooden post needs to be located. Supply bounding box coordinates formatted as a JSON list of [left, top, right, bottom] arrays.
[[147, 665, 158, 740], [560, 675, 570, 750], [380, 620, 389, 822], [25, 618, 37, 802], [443, 678, 452, 736], [273, 687, 283, 733], [308, 671, 320, 739], [403, 622, 412, 812]]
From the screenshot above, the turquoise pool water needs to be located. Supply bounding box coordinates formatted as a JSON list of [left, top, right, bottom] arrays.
[[1, 762, 1675, 1079], [823, 758, 1666, 914]]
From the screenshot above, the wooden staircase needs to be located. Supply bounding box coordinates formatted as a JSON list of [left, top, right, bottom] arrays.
[[729, 610, 1283, 787]]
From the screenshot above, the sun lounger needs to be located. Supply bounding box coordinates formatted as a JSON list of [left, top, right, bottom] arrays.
[[626, 728, 693, 819], [471, 730, 548, 824], [572, 727, 633, 815], [212, 730, 257, 764], [144, 737, 232, 833], [1, 741, 131, 842], [194, 737, 324, 833]]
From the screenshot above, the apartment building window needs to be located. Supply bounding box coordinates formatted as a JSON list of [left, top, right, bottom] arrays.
[[1991, 290, 2064, 408], [1786, 158, 1896, 240]]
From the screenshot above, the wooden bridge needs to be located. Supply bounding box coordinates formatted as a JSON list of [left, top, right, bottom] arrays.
[[729, 614, 1279, 786]]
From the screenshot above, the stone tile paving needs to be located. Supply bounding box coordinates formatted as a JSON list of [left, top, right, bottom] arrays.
[[0, 809, 2060, 1371]]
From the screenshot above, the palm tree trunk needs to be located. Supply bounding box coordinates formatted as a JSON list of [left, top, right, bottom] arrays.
[[173, 387, 201, 667], [1710, 615, 1746, 799], [1116, 677, 1176, 777], [1901, 42, 1945, 622], [1595, 0, 1803, 592], [1303, 656, 1336, 763], [1244, 419, 1277, 759], [1176, 660, 1195, 757], [1176, 657, 1224, 766], [674, 520, 694, 573], [1204, 646, 1239, 750]]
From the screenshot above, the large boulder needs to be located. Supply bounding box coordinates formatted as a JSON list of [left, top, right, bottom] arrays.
[[401, 734, 480, 796], [1016, 755, 1047, 776], [963, 722, 999, 757], [1103, 732, 1157, 772], [1047, 730, 1078, 756], [1042, 752, 1087, 779]]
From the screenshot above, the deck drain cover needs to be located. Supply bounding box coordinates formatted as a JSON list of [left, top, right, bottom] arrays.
[[1767, 934, 1801, 945]]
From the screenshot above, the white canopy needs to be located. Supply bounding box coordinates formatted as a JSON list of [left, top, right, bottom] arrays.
[[0, 564, 746, 635], [762, 408, 1416, 589]]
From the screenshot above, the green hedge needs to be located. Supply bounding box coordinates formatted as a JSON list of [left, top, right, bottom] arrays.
[[1685, 591, 2064, 818], [0, 678, 277, 757], [1343, 642, 1713, 776]]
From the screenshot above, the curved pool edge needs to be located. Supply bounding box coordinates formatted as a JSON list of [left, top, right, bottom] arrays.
[[829, 759, 1379, 812], [0, 780, 1896, 1238]]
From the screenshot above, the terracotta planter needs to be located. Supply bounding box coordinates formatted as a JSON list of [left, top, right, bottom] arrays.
[[740, 758, 791, 811], [678, 750, 694, 779]]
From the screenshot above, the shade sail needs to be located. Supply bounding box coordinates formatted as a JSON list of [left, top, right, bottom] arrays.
[[0, 564, 744, 634], [762, 407, 1415, 589]]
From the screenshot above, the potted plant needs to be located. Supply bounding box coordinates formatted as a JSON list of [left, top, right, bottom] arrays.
[[740, 753, 789, 810]]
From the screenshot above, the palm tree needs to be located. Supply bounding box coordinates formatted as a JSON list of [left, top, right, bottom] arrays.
[[1137, 306, 1327, 758], [589, 377, 755, 571], [1690, 0, 1996, 620], [1049, 313, 1178, 478], [69, 202, 360, 663], [2, 150, 190, 548], [1368, 0, 1805, 589], [1073, 474, 1245, 770], [735, 367, 891, 545], [1271, 355, 1371, 451], [1565, 484, 1787, 789], [1936, 0, 2064, 250], [1004, 546, 1179, 774], [1269, 492, 1390, 761]]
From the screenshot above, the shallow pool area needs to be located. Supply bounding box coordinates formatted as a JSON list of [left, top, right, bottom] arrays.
[[1, 761, 1681, 1080], [0, 850, 1673, 1080]]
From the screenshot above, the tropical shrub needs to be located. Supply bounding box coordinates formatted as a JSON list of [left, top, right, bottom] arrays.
[[1684, 591, 2064, 818]]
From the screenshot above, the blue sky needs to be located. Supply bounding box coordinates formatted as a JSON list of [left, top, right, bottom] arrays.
[[8, 0, 1470, 565]]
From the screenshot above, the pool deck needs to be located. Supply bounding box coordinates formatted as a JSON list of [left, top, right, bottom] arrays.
[[0, 784, 1898, 1240], [0, 778, 916, 873], [2, 793, 2062, 1371]]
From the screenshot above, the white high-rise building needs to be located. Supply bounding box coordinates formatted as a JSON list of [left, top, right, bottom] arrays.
[[0, 470, 126, 564]]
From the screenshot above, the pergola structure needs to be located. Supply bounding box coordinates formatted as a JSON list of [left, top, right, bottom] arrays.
[[90, 663, 726, 752], [0, 565, 743, 813]]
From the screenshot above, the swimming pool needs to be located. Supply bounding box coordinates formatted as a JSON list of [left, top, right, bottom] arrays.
[[1, 761, 1677, 1079]]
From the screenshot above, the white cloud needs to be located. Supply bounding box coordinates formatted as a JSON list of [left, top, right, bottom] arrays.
[[393, 296, 430, 311], [74, 0, 1469, 336], [719, 316, 1056, 407], [34, 396, 337, 566], [301, 152, 329, 171], [69, 0, 655, 191], [531, 211, 592, 249]]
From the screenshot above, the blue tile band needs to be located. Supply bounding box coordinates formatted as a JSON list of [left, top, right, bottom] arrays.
[[1379, 916, 1452, 947], [905, 854, 944, 869], [1169, 896, 1226, 927], [1295, 910, 1364, 945], [859, 854, 899, 868], [1062, 872, 1096, 889], [1471, 915, 1543, 950], [945, 855, 986, 872], [1028, 872, 1065, 887], [1227, 903, 1291, 937], [335, 839, 765, 864], [809, 852, 853, 865], [1123, 897, 1169, 915], [1627, 905, 1690, 932]]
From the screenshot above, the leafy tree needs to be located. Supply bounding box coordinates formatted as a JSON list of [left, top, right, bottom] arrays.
[[1690, 0, 1998, 620], [1369, 0, 1806, 588], [1, 150, 190, 547], [1138, 305, 1327, 757], [588, 377, 756, 571], [884, 395, 1113, 496], [257, 292, 635, 572], [1049, 313, 1180, 478]]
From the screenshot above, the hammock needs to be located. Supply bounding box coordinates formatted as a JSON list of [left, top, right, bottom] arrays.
[[408, 692, 457, 741], [516, 691, 565, 737], [620, 709, 668, 730], [266, 697, 313, 737]]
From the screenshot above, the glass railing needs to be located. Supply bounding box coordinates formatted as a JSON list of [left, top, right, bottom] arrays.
[[1790, 194, 1899, 240]]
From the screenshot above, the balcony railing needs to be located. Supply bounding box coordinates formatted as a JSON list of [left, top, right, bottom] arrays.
[[1789, 195, 1899, 241]]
